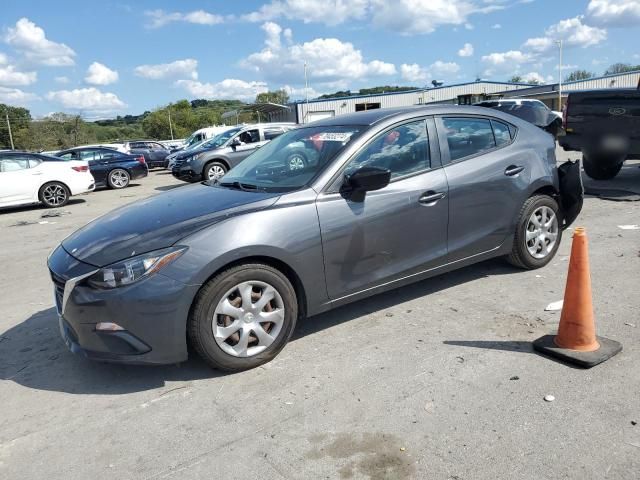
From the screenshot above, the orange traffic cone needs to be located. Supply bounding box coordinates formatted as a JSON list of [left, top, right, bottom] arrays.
[[533, 227, 622, 368]]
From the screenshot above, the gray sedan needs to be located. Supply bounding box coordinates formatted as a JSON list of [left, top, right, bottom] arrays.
[[48, 105, 582, 371]]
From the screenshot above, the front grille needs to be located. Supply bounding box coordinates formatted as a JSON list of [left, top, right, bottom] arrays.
[[173, 159, 186, 168], [50, 270, 66, 313]]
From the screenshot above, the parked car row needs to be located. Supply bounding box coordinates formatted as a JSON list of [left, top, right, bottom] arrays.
[[0, 145, 150, 209]]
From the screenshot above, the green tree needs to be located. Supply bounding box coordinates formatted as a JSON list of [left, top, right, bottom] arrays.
[[604, 63, 640, 75], [255, 89, 290, 105], [508, 75, 524, 83], [564, 70, 595, 82], [0, 104, 32, 149]]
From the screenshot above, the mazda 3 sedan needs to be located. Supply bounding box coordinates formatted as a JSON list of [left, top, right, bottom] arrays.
[[48, 105, 582, 371]]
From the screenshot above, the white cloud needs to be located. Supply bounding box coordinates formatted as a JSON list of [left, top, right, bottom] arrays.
[[458, 42, 474, 57], [482, 50, 533, 66], [134, 59, 198, 80], [243, 0, 369, 26], [0, 53, 7, 64], [282, 84, 322, 99], [0, 86, 39, 105], [242, 23, 396, 85], [176, 79, 268, 101], [370, 0, 476, 34], [523, 16, 607, 53], [85, 62, 119, 85], [4, 18, 76, 66], [46, 88, 127, 112], [586, 0, 640, 27], [400, 60, 460, 82], [54, 76, 69, 84], [0, 65, 37, 86], [430, 60, 460, 76], [401, 63, 429, 82], [144, 9, 225, 28], [521, 71, 547, 83], [491, 23, 502, 29]]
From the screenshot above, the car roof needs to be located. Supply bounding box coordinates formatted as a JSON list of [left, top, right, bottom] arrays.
[[307, 105, 507, 127]]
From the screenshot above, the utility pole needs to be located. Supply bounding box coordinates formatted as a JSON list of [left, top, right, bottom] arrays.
[[168, 105, 174, 140], [556, 40, 563, 111], [304, 61, 309, 123], [73, 115, 79, 146], [5, 111, 14, 150]]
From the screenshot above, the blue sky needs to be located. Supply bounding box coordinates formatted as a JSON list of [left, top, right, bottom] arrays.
[[0, 0, 638, 118]]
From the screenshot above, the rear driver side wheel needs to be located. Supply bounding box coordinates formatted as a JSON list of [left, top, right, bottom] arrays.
[[507, 195, 562, 269]]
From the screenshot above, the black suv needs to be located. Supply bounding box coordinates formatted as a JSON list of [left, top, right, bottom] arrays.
[[560, 89, 640, 180]]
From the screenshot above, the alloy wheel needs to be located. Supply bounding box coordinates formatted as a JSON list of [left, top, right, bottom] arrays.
[[525, 206, 558, 259], [212, 281, 285, 358], [207, 165, 226, 180], [110, 170, 129, 188], [42, 184, 67, 206]]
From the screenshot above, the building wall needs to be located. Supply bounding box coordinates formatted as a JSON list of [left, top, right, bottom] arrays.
[[295, 82, 536, 123]]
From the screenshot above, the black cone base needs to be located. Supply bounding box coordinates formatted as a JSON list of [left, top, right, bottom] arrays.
[[533, 334, 622, 368]]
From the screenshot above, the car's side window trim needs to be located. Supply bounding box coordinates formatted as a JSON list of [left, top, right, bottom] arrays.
[[323, 116, 437, 194], [435, 115, 517, 166]]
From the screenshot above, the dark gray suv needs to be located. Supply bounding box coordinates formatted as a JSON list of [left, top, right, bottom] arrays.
[[48, 106, 582, 371], [171, 123, 296, 182]]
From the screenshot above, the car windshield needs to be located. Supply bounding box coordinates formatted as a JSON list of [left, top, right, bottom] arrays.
[[201, 129, 239, 150], [485, 103, 551, 127], [216, 125, 363, 193]]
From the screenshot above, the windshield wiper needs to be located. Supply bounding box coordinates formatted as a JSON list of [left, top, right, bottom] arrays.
[[219, 181, 264, 192]]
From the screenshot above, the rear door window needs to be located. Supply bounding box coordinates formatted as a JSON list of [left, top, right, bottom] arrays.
[[441, 117, 496, 161], [491, 120, 513, 147]]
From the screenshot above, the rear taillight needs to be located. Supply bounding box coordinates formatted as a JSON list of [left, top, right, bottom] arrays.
[[72, 166, 89, 172], [137, 156, 146, 164], [562, 100, 568, 130]]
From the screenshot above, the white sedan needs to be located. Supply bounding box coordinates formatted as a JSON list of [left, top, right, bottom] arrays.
[[0, 152, 95, 209]]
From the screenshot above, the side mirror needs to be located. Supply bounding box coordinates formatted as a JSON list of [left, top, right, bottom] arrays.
[[230, 138, 241, 150], [340, 166, 391, 202]]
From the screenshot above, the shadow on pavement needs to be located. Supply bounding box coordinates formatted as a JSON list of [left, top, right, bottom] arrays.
[[582, 161, 640, 201], [293, 258, 518, 341], [1, 258, 521, 395], [442, 340, 533, 353]]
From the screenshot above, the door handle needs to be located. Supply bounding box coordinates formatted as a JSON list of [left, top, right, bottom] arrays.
[[505, 165, 525, 176], [418, 191, 445, 205]]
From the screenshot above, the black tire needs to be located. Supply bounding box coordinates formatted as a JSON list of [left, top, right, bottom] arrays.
[[107, 168, 131, 189], [582, 154, 623, 180], [39, 182, 70, 208], [188, 263, 298, 371], [203, 161, 227, 181], [507, 195, 562, 270], [286, 151, 308, 171]]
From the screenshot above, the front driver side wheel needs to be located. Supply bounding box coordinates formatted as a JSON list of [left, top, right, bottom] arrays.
[[507, 195, 562, 269], [188, 263, 298, 371]]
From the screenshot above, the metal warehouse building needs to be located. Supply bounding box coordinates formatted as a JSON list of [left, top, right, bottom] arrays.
[[293, 71, 640, 124], [500, 70, 640, 110], [294, 81, 538, 123]]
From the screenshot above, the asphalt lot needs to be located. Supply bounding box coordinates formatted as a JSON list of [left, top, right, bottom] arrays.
[[1, 151, 639, 480]]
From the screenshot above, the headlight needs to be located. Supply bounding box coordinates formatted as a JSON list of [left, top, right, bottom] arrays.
[[86, 247, 186, 289]]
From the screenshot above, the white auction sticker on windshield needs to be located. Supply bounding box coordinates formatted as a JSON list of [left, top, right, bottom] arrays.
[[314, 132, 353, 142]]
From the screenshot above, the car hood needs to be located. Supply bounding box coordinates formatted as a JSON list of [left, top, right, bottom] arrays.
[[62, 184, 280, 267]]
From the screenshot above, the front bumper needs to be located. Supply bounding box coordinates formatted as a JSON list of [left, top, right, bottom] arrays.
[[48, 245, 199, 365], [171, 165, 202, 182]]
